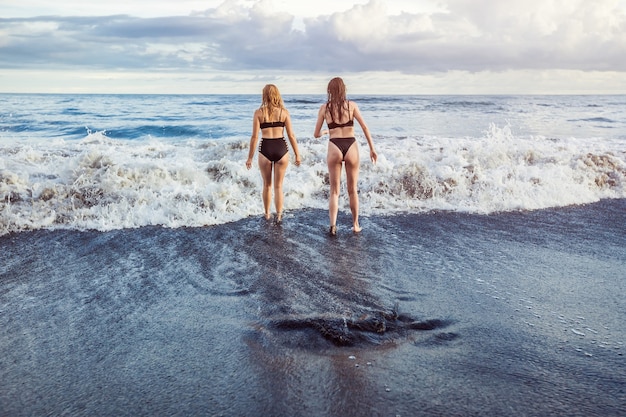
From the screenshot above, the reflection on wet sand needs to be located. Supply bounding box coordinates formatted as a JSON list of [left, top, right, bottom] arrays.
[[242, 218, 451, 415]]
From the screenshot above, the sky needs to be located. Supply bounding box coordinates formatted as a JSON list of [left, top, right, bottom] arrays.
[[1, 0, 626, 94]]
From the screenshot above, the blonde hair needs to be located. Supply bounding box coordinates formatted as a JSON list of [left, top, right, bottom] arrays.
[[326, 77, 348, 122], [260, 84, 285, 121]]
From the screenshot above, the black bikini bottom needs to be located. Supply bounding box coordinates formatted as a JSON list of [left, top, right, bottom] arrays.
[[259, 138, 288, 162], [330, 137, 356, 160]]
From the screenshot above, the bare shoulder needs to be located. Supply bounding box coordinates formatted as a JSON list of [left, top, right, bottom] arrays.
[[350, 100, 361, 116]]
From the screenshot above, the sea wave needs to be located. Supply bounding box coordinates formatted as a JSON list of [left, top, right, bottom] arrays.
[[1, 125, 625, 235]]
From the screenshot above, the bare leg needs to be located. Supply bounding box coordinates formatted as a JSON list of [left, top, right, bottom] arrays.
[[258, 154, 273, 220], [273, 153, 289, 222], [344, 143, 361, 232], [327, 142, 344, 234]]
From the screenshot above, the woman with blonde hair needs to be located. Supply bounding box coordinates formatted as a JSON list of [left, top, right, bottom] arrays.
[[314, 77, 377, 235], [246, 84, 301, 223]]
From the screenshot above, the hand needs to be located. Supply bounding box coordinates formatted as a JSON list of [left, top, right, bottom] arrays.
[[370, 150, 377, 164], [246, 158, 252, 170], [295, 155, 301, 167]]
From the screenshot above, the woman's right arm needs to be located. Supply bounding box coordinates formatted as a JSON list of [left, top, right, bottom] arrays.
[[284, 111, 301, 166], [246, 110, 261, 169], [353, 102, 377, 164]]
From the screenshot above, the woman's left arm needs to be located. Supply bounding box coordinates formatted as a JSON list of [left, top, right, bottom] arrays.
[[313, 104, 328, 138], [246, 110, 261, 169]]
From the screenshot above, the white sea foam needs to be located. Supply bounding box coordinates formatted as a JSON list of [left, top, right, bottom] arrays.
[[1, 125, 625, 235]]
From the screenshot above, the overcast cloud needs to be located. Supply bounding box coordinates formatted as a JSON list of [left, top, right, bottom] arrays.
[[1, 0, 626, 93]]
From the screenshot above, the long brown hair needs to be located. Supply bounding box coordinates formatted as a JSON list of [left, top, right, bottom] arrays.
[[326, 77, 348, 122], [260, 84, 285, 121]]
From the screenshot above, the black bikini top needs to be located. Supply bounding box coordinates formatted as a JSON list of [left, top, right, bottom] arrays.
[[260, 109, 285, 129], [260, 120, 285, 129], [327, 102, 353, 129], [328, 119, 354, 129]]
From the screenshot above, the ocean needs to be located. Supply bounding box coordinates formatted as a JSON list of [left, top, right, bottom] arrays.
[[1, 93, 625, 416]]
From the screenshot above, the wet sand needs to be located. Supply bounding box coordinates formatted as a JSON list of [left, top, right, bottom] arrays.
[[1, 202, 625, 416]]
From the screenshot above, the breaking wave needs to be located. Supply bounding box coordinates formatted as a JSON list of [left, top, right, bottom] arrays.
[[1, 124, 625, 235]]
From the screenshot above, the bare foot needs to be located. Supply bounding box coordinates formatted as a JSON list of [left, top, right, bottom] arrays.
[[276, 212, 283, 224], [264, 213, 272, 221], [352, 224, 362, 233], [329, 225, 337, 236]]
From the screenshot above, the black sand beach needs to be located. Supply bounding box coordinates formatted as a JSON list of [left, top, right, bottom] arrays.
[[1, 200, 625, 416]]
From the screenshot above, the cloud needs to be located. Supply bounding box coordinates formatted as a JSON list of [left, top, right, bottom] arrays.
[[306, 0, 626, 72], [0, 0, 625, 76]]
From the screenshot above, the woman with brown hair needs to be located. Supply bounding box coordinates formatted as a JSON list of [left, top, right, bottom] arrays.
[[246, 84, 301, 223], [314, 77, 377, 235]]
